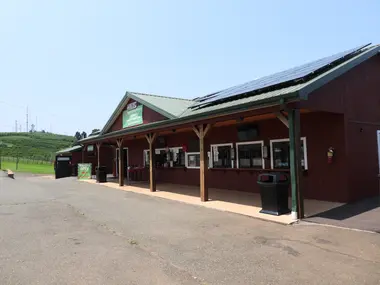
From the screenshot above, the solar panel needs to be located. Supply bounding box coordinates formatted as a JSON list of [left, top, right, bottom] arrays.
[[192, 43, 370, 108]]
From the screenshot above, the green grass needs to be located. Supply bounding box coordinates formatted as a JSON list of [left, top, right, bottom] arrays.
[[1, 160, 54, 174], [0, 132, 74, 162]]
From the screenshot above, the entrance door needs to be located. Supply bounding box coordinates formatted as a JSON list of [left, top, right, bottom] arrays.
[[55, 156, 72, 179], [377, 130, 380, 173]]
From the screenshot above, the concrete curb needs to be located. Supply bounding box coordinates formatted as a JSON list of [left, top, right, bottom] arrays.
[[296, 220, 378, 234]]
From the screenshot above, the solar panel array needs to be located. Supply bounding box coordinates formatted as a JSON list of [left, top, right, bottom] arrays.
[[192, 44, 370, 108]]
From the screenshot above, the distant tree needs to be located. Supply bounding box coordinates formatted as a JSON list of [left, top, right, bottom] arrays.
[[74, 131, 81, 141], [30, 124, 36, 133], [91, 129, 100, 134], [81, 131, 87, 139], [41, 130, 46, 133]]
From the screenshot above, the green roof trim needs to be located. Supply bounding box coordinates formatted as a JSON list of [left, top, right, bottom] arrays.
[[299, 45, 380, 98], [56, 145, 82, 155], [128, 92, 193, 118], [100, 91, 193, 135]]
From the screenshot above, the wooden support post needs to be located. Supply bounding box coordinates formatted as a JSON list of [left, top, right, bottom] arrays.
[[145, 133, 157, 192], [193, 124, 211, 202], [116, 139, 124, 186], [96, 142, 102, 168], [81, 145, 85, 163], [289, 109, 304, 220], [276, 111, 289, 128]]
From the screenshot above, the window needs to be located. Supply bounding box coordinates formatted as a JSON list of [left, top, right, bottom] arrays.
[[236, 141, 264, 169], [87, 145, 95, 157], [185, 152, 200, 168], [210, 143, 233, 168], [270, 138, 308, 170], [143, 149, 150, 167], [170, 147, 185, 167], [143, 147, 185, 167], [144, 149, 165, 167]]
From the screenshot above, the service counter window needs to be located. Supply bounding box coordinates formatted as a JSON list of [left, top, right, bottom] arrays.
[[270, 137, 308, 170], [185, 152, 200, 169], [144, 147, 185, 168], [144, 148, 165, 167], [210, 143, 233, 168], [236, 141, 264, 169], [169, 147, 185, 167]]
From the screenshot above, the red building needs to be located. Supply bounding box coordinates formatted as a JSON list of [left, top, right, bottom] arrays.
[[76, 44, 380, 219]]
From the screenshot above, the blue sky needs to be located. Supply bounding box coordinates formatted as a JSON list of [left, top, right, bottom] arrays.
[[1, 0, 379, 135]]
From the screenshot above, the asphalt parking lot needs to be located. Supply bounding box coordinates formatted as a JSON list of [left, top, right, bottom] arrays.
[[0, 173, 380, 284]]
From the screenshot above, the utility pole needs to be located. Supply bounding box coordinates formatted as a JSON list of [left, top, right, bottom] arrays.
[[15, 120, 18, 133], [0, 143, 2, 170], [19, 124, 22, 132], [26, 106, 29, 133]]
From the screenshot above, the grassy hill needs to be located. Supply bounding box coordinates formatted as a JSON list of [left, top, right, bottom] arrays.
[[0, 132, 74, 162]]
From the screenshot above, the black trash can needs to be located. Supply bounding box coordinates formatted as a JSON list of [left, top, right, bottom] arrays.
[[258, 172, 290, 216], [96, 166, 107, 183]]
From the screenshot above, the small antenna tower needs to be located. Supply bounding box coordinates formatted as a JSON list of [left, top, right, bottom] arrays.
[[26, 106, 29, 132]]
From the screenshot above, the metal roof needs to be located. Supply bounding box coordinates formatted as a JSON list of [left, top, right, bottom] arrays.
[[181, 84, 305, 117], [130, 92, 193, 118], [81, 44, 380, 144], [192, 43, 370, 109], [56, 145, 82, 154], [100, 91, 194, 135], [185, 44, 380, 115]]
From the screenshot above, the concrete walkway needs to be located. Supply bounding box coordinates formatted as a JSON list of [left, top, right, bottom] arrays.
[[81, 178, 343, 225]]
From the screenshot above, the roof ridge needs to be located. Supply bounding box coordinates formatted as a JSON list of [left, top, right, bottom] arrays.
[[129, 91, 193, 102]]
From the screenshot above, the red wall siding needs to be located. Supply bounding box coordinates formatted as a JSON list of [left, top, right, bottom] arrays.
[[118, 112, 347, 202], [71, 152, 82, 165], [108, 99, 168, 133], [343, 56, 380, 123], [343, 56, 380, 200], [345, 123, 379, 201], [300, 55, 380, 201]]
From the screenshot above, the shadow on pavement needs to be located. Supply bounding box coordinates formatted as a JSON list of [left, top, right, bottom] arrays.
[[309, 196, 380, 220], [305, 196, 380, 233]]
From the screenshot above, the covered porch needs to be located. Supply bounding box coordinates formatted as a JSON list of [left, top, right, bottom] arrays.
[[81, 177, 343, 224], [86, 104, 308, 220]]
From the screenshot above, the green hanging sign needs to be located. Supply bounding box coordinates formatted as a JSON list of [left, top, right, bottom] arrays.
[[123, 105, 143, 128], [78, 163, 92, 180]]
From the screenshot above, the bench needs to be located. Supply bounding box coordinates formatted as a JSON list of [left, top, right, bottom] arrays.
[[7, 169, 14, 179]]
